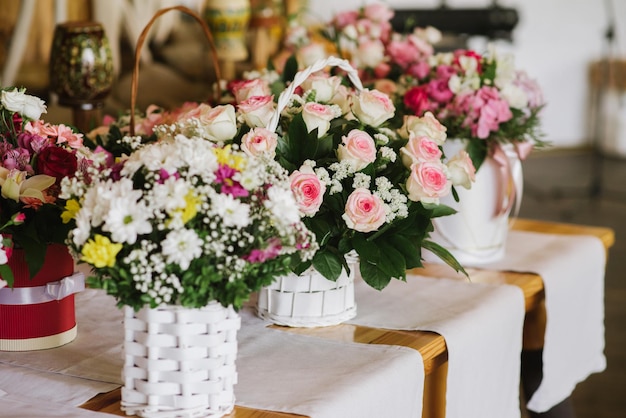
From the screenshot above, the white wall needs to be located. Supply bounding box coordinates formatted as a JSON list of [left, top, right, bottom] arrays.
[[304, 0, 626, 148]]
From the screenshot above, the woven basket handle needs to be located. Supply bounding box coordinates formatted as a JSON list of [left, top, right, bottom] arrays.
[[266, 56, 363, 133], [129, 5, 221, 136]]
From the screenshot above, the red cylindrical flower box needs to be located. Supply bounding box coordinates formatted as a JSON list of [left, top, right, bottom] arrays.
[[0, 244, 79, 351]]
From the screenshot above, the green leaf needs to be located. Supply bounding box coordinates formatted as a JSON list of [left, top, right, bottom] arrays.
[[0, 264, 15, 287], [312, 250, 344, 282], [282, 54, 299, 84], [387, 234, 422, 270], [422, 240, 468, 278], [465, 140, 488, 172]]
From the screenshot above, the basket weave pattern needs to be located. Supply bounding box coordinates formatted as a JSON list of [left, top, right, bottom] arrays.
[[257, 255, 358, 327], [122, 302, 240, 418]]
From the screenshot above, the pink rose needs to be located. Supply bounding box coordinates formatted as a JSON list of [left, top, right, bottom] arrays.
[[333, 10, 359, 29], [399, 111, 447, 145], [446, 150, 476, 189], [302, 102, 336, 138], [241, 127, 278, 158], [400, 133, 442, 168], [363, 3, 394, 23], [351, 88, 395, 127], [342, 188, 386, 233], [232, 78, 271, 103], [386, 39, 419, 69], [290, 166, 326, 216], [337, 129, 377, 171], [406, 161, 451, 204], [238, 95, 275, 128]]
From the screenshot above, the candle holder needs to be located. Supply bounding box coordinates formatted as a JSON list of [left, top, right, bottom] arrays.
[[49, 21, 114, 132]]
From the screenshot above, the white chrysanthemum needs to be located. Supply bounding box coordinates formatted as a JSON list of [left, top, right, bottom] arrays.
[[210, 193, 251, 228], [176, 135, 219, 176], [72, 209, 93, 247], [150, 178, 189, 214], [103, 198, 153, 244], [265, 185, 300, 225], [161, 228, 203, 270]]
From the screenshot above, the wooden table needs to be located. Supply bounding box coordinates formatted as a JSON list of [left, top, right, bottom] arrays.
[[80, 219, 615, 418]]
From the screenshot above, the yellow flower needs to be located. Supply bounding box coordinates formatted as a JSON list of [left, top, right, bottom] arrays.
[[169, 191, 199, 225], [62, 199, 80, 224], [213, 145, 246, 171], [81, 234, 123, 268]]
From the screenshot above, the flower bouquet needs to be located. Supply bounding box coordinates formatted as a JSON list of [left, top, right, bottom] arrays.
[[0, 87, 91, 350], [227, 56, 472, 325], [61, 102, 316, 416], [317, 3, 547, 264]]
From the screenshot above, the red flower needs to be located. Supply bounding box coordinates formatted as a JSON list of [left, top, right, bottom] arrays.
[[36, 146, 78, 184], [404, 86, 431, 115]]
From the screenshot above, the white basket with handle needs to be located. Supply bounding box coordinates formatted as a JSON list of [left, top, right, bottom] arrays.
[[122, 302, 240, 418], [258, 57, 364, 327]]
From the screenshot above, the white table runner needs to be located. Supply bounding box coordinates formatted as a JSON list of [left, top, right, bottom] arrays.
[[485, 230, 606, 412], [236, 307, 424, 418], [0, 390, 110, 418], [348, 274, 526, 418], [1, 288, 424, 418]]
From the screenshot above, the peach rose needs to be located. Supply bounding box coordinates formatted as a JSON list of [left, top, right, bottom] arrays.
[[351, 88, 395, 127], [302, 102, 336, 138], [337, 129, 377, 171], [241, 127, 278, 158], [400, 133, 442, 168], [447, 150, 476, 189], [342, 188, 386, 233], [290, 165, 326, 216], [406, 161, 451, 204], [238, 95, 275, 128]]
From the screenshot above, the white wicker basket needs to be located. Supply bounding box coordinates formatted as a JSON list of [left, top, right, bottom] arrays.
[[256, 254, 358, 327], [121, 302, 240, 418]]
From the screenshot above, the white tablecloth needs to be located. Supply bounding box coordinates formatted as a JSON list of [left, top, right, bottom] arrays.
[[348, 275, 526, 418], [485, 230, 607, 412]]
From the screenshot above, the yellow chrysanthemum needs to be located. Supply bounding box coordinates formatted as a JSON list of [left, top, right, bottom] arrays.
[[61, 199, 80, 224], [213, 145, 246, 171], [81, 234, 123, 268]]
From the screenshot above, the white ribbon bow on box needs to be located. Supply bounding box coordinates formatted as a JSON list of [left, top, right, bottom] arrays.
[[0, 272, 85, 305]]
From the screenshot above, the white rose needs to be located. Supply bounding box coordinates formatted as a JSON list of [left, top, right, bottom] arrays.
[[351, 89, 395, 127], [400, 112, 447, 145], [302, 75, 341, 103], [199, 104, 238, 141], [298, 43, 328, 68], [353, 39, 385, 69], [1, 88, 47, 120], [446, 150, 476, 189]]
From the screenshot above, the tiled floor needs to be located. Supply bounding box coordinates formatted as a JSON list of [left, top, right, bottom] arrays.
[[520, 148, 626, 417]]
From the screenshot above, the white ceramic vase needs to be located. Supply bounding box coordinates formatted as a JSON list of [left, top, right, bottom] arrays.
[[121, 301, 240, 418], [427, 139, 523, 265]]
